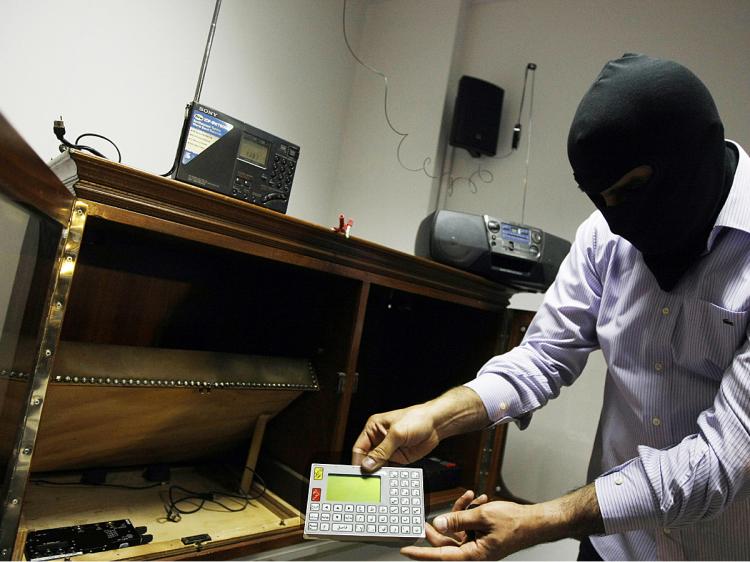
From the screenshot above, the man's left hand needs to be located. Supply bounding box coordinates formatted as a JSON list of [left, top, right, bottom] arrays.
[[400, 483, 604, 560], [401, 499, 536, 561]]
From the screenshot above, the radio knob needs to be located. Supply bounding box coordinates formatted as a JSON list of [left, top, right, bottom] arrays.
[[487, 220, 501, 233], [529, 244, 540, 255], [531, 231, 542, 243]]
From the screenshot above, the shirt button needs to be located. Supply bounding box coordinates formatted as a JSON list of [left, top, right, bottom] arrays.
[[499, 401, 508, 411], [614, 474, 624, 485], [663, 528, 671, 535], [654, 362, 664, 372], [652, 417, 662, 427], [661, 307, 670, 316]]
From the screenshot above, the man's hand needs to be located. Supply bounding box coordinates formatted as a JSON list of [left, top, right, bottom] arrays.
[[401, 484, 604, 560], [351, 386, 489, 471], [351, 404, 440, 471]]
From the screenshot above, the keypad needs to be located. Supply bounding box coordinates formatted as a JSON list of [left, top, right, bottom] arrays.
[[269, 154, 296, 192]]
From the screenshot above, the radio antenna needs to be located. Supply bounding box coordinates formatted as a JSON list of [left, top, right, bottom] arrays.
[[194, 0, 223, 104]]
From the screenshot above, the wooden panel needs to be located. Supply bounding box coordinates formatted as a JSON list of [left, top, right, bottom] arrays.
[[0, 379, 28, 468], [62, 262, 193, 346], [0, 113, 73, 224], [31, 386, 303, 472], [51, 151, 512, 312]]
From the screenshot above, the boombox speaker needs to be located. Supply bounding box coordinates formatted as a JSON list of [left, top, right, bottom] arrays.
[[449, 76, 504, 158], [415, 210, 571, 292]]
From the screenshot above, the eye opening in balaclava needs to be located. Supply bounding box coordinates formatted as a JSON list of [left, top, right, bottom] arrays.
[[567, 53, 737, 291]]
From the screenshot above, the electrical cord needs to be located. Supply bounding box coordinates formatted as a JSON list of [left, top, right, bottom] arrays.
[[32, 464, 267, 523], [163, 467, 267, 523], [53, 117, 121, 162], [75, 133, 122, 163], [343, 0, 458, 184]]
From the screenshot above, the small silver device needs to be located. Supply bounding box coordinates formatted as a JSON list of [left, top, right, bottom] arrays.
[[303, 463, 425, 542]]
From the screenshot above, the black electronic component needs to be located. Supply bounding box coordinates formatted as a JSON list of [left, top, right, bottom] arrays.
[[449, 76, 505, 158], [415, 210, 571, 292], [172, 103, 300, 214], [181, 533, 212, 546], [25, 519, 152, 561]]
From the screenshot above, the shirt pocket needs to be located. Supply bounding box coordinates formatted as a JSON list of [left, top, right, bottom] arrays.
[[671, 300, 748, 378]]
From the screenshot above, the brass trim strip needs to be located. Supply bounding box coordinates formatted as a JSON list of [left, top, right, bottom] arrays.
[[0, 201, 87, 558]]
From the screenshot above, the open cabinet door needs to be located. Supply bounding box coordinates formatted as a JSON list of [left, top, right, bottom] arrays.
[[0, 112, 76, 558]]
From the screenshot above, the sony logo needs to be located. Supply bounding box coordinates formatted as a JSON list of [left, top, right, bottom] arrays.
[[198, 106, 218, 117]]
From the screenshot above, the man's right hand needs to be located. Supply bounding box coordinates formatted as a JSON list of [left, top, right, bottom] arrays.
[[351, 403, 441, 472], [351, 386, 490, 472]]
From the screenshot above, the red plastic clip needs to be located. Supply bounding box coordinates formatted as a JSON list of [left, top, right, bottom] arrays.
[[332, 213, 354, 238]]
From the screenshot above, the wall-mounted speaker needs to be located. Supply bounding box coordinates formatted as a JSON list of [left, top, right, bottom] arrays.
[[449, 76, 504, 158]]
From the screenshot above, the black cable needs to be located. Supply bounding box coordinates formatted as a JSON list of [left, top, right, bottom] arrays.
[[53, 117, 121, 162], [163, 466, 267, 523], [75, 133, 122, 163]]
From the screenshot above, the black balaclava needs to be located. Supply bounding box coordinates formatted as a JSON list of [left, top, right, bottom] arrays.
[[567, 53, 738, 291]]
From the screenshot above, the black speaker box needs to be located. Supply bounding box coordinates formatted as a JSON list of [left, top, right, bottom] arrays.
[[449, 76, 504, 158]]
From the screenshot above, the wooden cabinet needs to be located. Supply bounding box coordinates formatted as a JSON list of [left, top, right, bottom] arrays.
[[0, 114, 516, 560]]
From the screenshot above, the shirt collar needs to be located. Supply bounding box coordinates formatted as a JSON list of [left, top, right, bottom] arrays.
[[707, 140, 750, 251]]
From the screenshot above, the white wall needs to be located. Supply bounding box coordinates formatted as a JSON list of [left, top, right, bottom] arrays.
[[0, 0, 367, 225], [454, 0, 750, 504], [331, 0, 466, 252]]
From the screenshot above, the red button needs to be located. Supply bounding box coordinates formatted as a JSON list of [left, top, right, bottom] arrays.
[[312, 488, 321, 502]]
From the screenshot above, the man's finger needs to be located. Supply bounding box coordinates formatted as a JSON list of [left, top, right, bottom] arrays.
[[360, 430, 403, 471], [432, 508, 483, 534], [424, 522, 462, 547], [451, 490, 475, 512]]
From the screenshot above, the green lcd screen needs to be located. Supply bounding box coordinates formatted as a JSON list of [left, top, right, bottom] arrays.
[[326, 475, 381, 503]]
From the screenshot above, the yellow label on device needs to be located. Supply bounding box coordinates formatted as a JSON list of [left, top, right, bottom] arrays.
[[313, 467, 324, 480]]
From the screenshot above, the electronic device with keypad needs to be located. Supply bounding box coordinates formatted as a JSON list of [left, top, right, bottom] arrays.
[[303, 463, 425, 542]]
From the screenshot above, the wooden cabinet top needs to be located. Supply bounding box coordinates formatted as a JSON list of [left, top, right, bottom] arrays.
[[49, 150, 513, 311]]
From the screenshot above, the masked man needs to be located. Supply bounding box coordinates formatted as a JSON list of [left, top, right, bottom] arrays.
[[352, 54, 749, 560]]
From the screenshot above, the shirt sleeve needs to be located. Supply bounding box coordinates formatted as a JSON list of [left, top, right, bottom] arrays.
[[595, 330, 750, 532], [465, 214, 604, 428]]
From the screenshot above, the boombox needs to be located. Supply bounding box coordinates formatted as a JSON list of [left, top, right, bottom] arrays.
[[415, 210, 571, 292]]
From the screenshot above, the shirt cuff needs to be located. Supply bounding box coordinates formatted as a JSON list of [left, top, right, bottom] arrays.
[[464, 374, 532, 430], [595, 457, 662, 534]]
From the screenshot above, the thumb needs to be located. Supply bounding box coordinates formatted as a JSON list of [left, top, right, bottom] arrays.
[[432, 508, 482, 534], [361, 430, 403, 472]]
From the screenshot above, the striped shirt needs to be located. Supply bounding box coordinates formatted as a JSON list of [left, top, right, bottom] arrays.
[[466, 141, 750, 560]]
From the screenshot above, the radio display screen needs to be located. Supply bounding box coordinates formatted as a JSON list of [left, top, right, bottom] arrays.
[[502, 223, 531, 243], [238, 133, 269, 168], [325, 475, 381, 503]]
